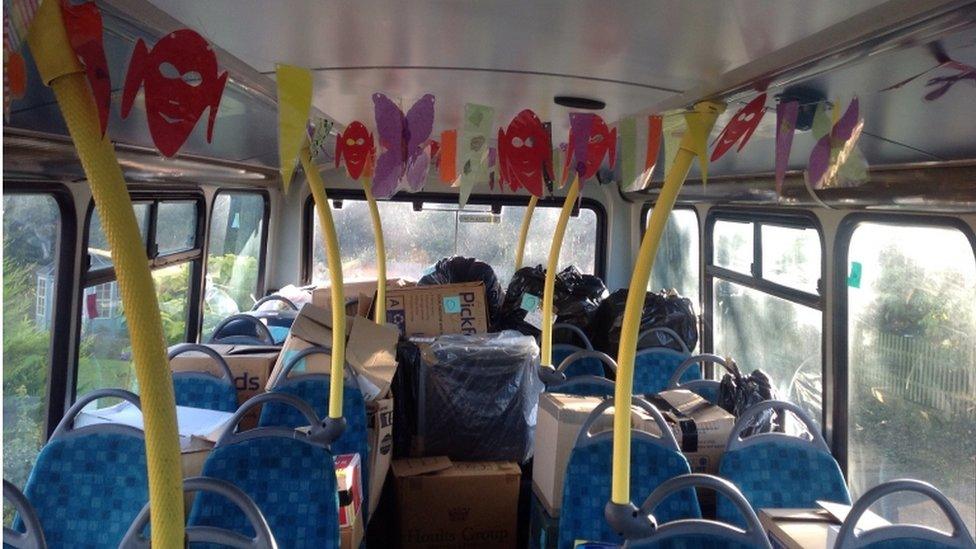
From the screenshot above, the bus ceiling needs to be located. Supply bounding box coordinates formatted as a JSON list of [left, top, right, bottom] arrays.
[[3, 0, 975, 208]]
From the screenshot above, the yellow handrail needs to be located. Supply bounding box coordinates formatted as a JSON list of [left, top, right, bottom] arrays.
[[27, 2, 185, 545], [514, 195, 538, 270], [540, 177, 580, 367], [300, 145, 346, 419], [362, 178, 387, 324], [611, 101, 724, 504]]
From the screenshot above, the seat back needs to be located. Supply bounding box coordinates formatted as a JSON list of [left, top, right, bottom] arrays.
[[251, 294, 299, 312], [209, 313, 276, 345], [121, 476, 277, 549], [636, 326, 690, 352], [191, 393, 342, 548], [633, 347, 693, 395], [21, 389, 148, 548], [667, 354, 732, 404], [546, 350, 617, 397], [168, 343, 239, 412], [552, 324, 603, 377], [836, 479, 976, 549], [4, 480, 46, 549], [558, 398, 699, 549], [626, 474, 772, 549], [718, 400, 850, 527]]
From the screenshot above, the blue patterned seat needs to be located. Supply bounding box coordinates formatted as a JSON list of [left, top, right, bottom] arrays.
[[718, 401, 850, 528], [18, 390, 149, 549], [547, 377, 615, 397], [548, 350, 618, 397], [552, 345, 605, 378], [191, 393, 341, 548], [633, 348, 697, 395], [558, 399, 699, 549], [168, 343, 240, 413], [666, 354, 731, 405]]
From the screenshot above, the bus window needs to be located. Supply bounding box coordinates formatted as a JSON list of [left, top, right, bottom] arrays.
[[648, 208, 700, 307], [2, 194, 61, 495], [846, 221, 976, 533], [308, 198, 600, 286], [203, 192, 267, 335], [87, 203, 150, 268], [710, 215, 823, 426], [77, 198, 202, 398]]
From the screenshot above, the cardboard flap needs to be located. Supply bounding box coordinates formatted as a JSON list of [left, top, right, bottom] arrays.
[[392, 456, 453, 477], [442, 461, 521, 478], [763, 508, 833, 522], [345, 316, 400, 391], [290, 303, 351, 345]]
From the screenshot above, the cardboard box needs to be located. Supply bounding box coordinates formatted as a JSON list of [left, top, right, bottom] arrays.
[[313, 278, 416, 318], [267, 303, 400, 401], [340, 506, 364, 549], [335, 453, 363, 528], [366, 397, 394, 519], [760, 503, 889, 549], [393, 457, 520, 549], [169, 343, 279, 429], [642, 389, 736, 474], [385, 282, 488, 337]]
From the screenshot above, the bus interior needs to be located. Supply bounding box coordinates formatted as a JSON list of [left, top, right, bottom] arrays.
[[2, 1, 975, 548]]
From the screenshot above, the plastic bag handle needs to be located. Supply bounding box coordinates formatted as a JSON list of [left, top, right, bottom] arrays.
[[836, 479, 976, 549], [557, 350, 617, 374], [552, 323, 593, 350], [215, 392, 344, 448], [209, 314, 275, 345], [168, 343, 235, 382], [120, 477, 277, 549], [725, 399, 829, 454], [636, 327, 689, 353], [266, 345, 360, 389], [576, 396, 680, 451], [667, 354, 729, 389], [251, 294, 299, 312], [629, 474, 771, 549], [50, 389, 144, 440], [3, 480, 46, 549]]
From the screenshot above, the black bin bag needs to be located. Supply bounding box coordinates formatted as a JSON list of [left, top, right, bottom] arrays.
[[589, 288, 698, 354], [716, 360, 778, 437], [497, 265, 608, 339], [419, 256, 504, 329], [417, 331, 543, 463], [391, 340, 423, 459]]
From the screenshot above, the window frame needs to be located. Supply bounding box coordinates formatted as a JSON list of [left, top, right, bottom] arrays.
[[832, 212, 976, 477], [639, 202, 701, 300], [2, 182, 78, 439], [301, 191, 608, 284]]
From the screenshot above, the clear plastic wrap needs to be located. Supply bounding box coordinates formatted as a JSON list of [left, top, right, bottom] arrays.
[[417, 331, 543, 463]]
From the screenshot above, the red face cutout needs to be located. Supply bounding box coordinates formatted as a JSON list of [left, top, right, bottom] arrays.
[[562, 113, 616, 185], [710, 93, 766, 162], [121, 29, 228, 157], [335, 121, 375, 180], [498, 109, 552, 197], [62, 0, 111, 136]]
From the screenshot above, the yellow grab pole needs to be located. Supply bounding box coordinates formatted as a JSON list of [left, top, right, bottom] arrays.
[[26, 2, 185, 545], [611, 101, 724, 505], [514, 195, 538, 270], [361, 178, 387, 324], [540, 177, 580, 367], [300, 146, 346, 419]]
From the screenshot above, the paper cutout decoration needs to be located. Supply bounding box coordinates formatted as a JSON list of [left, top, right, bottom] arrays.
[[661, 114, 685, 178], [882, 42, 976, 100], [3, 0, 40, 52], [711, 93, 766, 162], [497, 109, 551, 197], [618, 116, 637, 190], [808, 97, 863, 189], [774, 100, 799, 196], [684, 109, 713, 183], [561, 113, 615, 185], [372, 92, 436, 198], [457, 103, 494, 207], [335, 121, 375, 180], [122, 30, 228, 158], [273, 64, 312, 191], [307, 117, 333, 160], [487, 146, 498, 190], [62, 1, 111, 136], [810, 101, 831, 140], [3, 48, 26, 119], [438, 129, 457, 184]]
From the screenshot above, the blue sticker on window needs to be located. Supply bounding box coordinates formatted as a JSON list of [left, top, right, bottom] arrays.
[[443, 295, 461, 314], [847, 261, 862, 288], [520, 293, 540, 312]]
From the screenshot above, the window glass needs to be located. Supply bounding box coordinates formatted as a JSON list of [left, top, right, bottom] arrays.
[[713, 220, 753, 274], [311, 199, 599, 287], [649, 208, 699, 307], [846, 222, 975, 534], [761, 225, 821, 293], [203, 193, 265, 335], [2, 194, 60, 500], [712, 279, 823, 424], [155, 200, 197, 255], [88, 203, 149, 269]]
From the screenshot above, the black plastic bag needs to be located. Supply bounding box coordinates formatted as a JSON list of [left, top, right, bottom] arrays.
[[419, 256, 504, 328], [717, 361, 777, 437], [497, 265, 607, 339], [589, 288, 698, 354], [391, 341, 423, 458]]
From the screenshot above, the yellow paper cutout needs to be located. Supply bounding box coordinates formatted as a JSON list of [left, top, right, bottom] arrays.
[[661, 113, 686, 179], [276, 64, 313, 193]]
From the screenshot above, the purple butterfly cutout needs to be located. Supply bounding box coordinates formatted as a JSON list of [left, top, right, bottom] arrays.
[[808, 97, 861, 189], [372, 93, 435, 198]]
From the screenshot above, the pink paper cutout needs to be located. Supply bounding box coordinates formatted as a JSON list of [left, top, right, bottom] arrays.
[[774, 101, 799, 196], [372, 93, 435, 198], [498, 109, 551, 197], [808, 98, 862, 189], [561, 113, 615, 185], [335, 121, 375, 180], [62, 1, 111, 136], [711, 93, 766, 162], [882, 42, 976, 100], [121, 29, 227, 157]]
